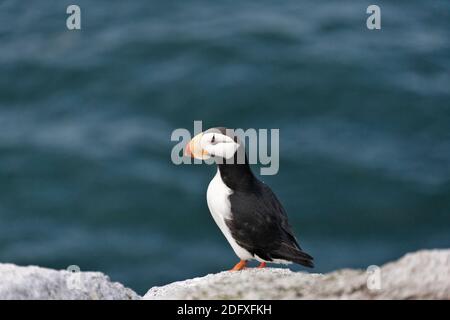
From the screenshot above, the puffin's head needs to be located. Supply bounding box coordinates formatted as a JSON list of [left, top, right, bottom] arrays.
[[185, 127, 240, 161]]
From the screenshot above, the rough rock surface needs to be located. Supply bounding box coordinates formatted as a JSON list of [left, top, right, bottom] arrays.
[[144, 249, 450, 300], [0, 264, 139, 300], [1, 250, 448, 299]]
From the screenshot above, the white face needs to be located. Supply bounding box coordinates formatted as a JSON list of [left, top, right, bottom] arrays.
[[186, 130, 240, 160], [201, 132, 240, 159]]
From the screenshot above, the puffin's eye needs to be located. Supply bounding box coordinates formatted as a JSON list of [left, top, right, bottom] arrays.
[[211, 135, 216, 144]]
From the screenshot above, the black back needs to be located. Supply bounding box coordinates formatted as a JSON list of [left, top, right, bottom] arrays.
[[217, 145, 314, 268]]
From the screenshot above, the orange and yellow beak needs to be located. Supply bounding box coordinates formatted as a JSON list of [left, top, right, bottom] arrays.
[[185, 133, 209, 159]]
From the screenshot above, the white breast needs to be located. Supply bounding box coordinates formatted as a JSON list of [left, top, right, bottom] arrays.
[[206, 170, 253, 260]]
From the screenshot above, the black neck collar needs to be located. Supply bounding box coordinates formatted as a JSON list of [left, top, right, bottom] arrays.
[[217, 151, 256, 191]]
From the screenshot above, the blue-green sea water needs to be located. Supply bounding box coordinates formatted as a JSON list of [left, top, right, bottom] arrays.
[[0, 0, 449, 294]]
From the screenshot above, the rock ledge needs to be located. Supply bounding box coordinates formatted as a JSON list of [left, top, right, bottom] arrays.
[[1, 249, 448, 299], [144, 249, 450, 300], [0, 264, 139, 300]]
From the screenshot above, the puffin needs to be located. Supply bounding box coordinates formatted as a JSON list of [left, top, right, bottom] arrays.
[[185, 127, 314, 271]]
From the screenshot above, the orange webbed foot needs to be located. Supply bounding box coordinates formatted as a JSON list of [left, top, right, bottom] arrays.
[[257, 262, 267, 268], [230, 260, 247, 271]]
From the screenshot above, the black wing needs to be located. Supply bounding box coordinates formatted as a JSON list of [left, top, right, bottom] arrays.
[[225, 180, 314, 268]]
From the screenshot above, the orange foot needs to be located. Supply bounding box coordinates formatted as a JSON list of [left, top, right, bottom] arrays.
[[230, 260, 247, 271], [257, 262, 267, 268]]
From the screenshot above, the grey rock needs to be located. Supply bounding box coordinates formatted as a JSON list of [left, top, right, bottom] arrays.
[[0, 264, 140, 300], [144, 249, 450, 300]]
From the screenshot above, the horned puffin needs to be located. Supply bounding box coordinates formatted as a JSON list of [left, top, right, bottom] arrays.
[[185, 127, 314, 271]]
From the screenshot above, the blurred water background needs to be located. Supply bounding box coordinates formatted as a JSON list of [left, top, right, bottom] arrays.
[[0, 0, 449, 294]]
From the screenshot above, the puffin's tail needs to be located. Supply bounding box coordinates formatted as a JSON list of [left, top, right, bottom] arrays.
[[289, 250, 314, 268], [273, 243, 314, 268]]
